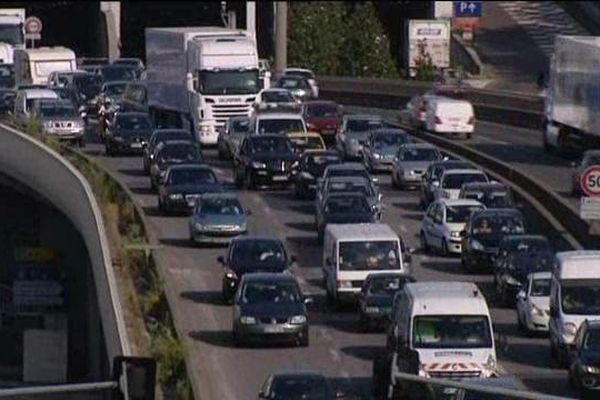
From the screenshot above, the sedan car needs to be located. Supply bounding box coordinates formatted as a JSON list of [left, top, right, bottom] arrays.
[[392, 143, 443, 189], [104, 112, 153, 156], [516, 272, 551, 335], [217, 116, 250, 160], [363, 128, 413, 173], [461, 208, 526, 273], [233, 134, 297, 189], [219, 236, 295, 303], [274, 75, 314, 101], [188, 193, 248, 245], [568, 319, 600, 398], [315, 193, 376, 240], [157, 164, 222, 214], [433, 168, 489, 201], [420, 199, 485, 256], [357, 273, 416, 331], [301, 100, 343, 147], [419, 160, 473, 209], [143, 128, 193, 173], [232, 273, 311, 347], [337, 114, 384, 160], [317, 176, 382, 220], [571, 150, 600, 197], [258, 372, 341, 400], [293, 150, 343, 199], [317, 162, 373, 195], [459, 182, 515, 209], [150, 140, 204, 190], [37, 99, 85, 146]]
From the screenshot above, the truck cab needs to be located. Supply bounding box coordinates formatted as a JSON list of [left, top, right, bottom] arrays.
[[0, 9, 25, 65], [14, 47, 77, 87]]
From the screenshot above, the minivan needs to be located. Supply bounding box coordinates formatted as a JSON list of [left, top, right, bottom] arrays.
[[425, 97, 475, 139]]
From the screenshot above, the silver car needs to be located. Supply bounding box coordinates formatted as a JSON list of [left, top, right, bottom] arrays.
[[37, 99, 85, 146], [392, 143, 443, 189], [571, 149, 600, 196], [337, 114, 384, 160], [363, 128, 413, 173], [316, 176, 383, 220], [188, 192, 249, 244]]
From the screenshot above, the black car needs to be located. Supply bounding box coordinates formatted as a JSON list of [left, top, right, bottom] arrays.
[[143, 129, 193, 173], [112, 58, 145, 79], [493, 235, 551, 279], [569, 320, 600, 399], [420, 160, 473, 209], [258, 372, 341, 400], [461, 208, 526, 274], [357, 273, 416, 331], [233, 134, 297, 189], [100, 65, 138, 82], [157, 164, 221, 214], [494, 236, 553, 306], [0, 89, 15, 114], [459, 182, 516, 209], [232, 273, 311, 347], [293, 150, 343, 199], [71, 72, 103, 115], [218, 236, 295, 303], [149, 140, 204, 190], [315, 193, 376, 240], [105, 112, 153, 156]]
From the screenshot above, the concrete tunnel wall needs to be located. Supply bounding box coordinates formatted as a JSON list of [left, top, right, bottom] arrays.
[[0, 123, 130, 368]]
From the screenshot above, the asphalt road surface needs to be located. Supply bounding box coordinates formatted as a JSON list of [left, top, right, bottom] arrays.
[[83, 117, 578, 400]]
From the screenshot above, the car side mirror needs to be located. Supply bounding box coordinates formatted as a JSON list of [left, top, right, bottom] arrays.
[[217, 256, 225, 264], [378, 193, 383, 202], [432, 180, 440, 187], [371, 177, 379, 184], [304, 296, 314, 306], [516, 290, 526, 301]]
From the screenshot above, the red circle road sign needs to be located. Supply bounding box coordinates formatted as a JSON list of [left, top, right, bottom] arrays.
[[25, 17, 42, 34], [581, 166, 600, 197]]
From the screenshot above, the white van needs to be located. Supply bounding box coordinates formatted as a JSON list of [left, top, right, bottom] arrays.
[[425, 97, 475, 138], [549, 250, 600, 366], [13, 88, 59, 125], [14, 47, 77, 87], [387, 281, 497, 396], [323, 223, 406, 305]]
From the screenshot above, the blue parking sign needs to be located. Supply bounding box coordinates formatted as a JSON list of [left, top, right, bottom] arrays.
[[454, 1, 483, 18]]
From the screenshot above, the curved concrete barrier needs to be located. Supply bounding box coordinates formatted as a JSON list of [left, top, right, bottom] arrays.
[[0, 123, 130, 364]]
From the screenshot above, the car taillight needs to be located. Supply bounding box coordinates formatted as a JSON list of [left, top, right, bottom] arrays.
[[435, 116, 442, 124], [467, 116, 475, 125]]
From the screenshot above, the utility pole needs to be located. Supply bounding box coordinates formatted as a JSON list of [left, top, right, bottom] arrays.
[[246, 1, 256, 42], [274, 1, 287, 79]]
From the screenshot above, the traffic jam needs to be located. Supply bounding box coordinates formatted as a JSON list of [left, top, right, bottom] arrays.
[[7, 25, 600, 400]]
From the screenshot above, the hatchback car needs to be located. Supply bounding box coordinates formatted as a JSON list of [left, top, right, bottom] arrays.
[[571, 150, 600, 197], [158, 164, 222, 214], [317, 163, 374, 196], [188, 193, 248, 245], [433, 168, 489, 201], [363, 128, 413, 173], [301, 100, 343, 146], [287, 131, 326, 155], [337, 114, 384, 160], [317, 176, 382, 219], [293, 150, 343, 199], [258, 372, 341, 400], [143, 129, 193, 173], [232, 273, 311, 347], [516, 271, 551, 335], [419, 160, 473, 208], [219, 237, 295, 303], [568, 319, 600, 398], [459, 182, 515, 209], [392, 143, 443, 189], [104, 112, 153, 156], [461, 209, 526, 273], [493, 235, 552, 278], [420, 199, 485, 256], [315, 193, 376, 240], [253, 88, 299, 113], [150, 140, 204, 190]]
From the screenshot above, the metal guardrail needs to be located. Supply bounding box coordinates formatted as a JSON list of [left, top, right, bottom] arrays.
[[0, 382, 117, 397]]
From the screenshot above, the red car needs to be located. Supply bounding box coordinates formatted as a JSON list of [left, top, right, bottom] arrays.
[[301, 100, 343, 146]]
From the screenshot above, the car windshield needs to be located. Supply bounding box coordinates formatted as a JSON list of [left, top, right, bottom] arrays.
[[200, 198, 242, 215], [270, 376, 330, 400], [305, 154, 342, 176], [306, 104, 338, 118], [0, 25, 23, 46], [278, 77, 310, 90], [231, 240, 286, 269], [104, 84, 127, 97], [412, 315, 492, 349], [446, 205, 485, 223], [530, 278, 551, 297], [258, 119, 304, 135], [402, 148, 440, 161], [463, 189, 512, 208], [101, 66, 136, 81], [262, 91, 295, 103], [328, 169, 370, 181], [472, 215, 525, 236], [73, 75, 102, 98], [242, 281, 301, 305], [328, 182, 375, 197], [38, 102, 78, 118], [197, 69, 259, 95], [325, 196, 371, 214], [373, 134, 408, 148], [168, 169, 216, 185], [250, 137, 293, 154], [289, 136, 323, 151], [509, 252, 553, 273], [53, 89, 77, 102], [433, 163, 472, 179], [442, 173, 488, 189], [561, 282, 600, 315], [584, 328, 600, 351], [116, 115, 151, 131], [338, 240, 401, 271], [367, 276, 409, 295], [346, 119, 383, 132], [159, 145, 202, 163]]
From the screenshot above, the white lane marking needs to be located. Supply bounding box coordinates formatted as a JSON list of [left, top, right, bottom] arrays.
[[329, 349, 342, 363], [474, 134, 510, 146]]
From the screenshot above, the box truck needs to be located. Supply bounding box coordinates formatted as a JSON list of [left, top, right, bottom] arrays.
[[405, 19, 451, 79]]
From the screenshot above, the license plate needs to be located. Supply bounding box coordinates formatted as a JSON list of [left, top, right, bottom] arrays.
[[272, 175, 288, 181], [264, 325, 285, 333], [131, 143, 142, 149], [322, 129, 335, 135]]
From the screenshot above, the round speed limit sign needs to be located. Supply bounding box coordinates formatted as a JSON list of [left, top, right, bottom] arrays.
[[581, 166, 600, 197]]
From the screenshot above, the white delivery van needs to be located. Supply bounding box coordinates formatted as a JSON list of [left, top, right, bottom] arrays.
[[425, 97, 475, 138], [323, 223, 406, 305], [14, 47, 77, 87], [13, 88, 59, 125], [387, 281, 497, 397], [549, 251, 600, 366]]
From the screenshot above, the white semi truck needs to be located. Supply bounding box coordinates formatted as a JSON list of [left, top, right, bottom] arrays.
[[0, 8, 25, 66], [543, 35, 600, 154], [145, 27, 261, 145]]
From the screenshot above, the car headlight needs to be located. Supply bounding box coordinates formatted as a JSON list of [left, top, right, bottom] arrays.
[[251, 161, 266, 169], [450, 231, 461, 238], [194, 222, 205, 231], [44, 121, 53, 128], [471, 239, 485, 251], [582, 365, 600, 374], [531, 304, 545, 317], [169, 193, 184, 200], [224, 268, 237, 280], [482, 355, 497, 377], [337, 280, 352, 289], [291, 160, 299, 169], [240, 316, 256, 325], [289, 315, 307, 324], [373, 153, 382, 160], [364, 306, 380, 314], [563, 322, 578, 339]]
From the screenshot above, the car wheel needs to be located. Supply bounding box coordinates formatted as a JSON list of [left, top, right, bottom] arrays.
[[420, 231, 429, 253], [441, 239, 449, 257]]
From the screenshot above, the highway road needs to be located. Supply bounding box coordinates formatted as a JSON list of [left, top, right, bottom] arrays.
[[83, 116, 578, 399]]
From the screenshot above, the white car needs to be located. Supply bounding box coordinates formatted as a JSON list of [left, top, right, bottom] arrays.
[[249, 112, 307, 135], [420, 198, 485, 256], [433, 168, 489, 200], [516, 272, 551, 335], [283, 67, 318, 98], [252, 88, 300, 113]]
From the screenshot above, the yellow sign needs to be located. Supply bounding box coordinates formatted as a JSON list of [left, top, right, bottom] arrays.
[[14, 247, 57, 263]]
